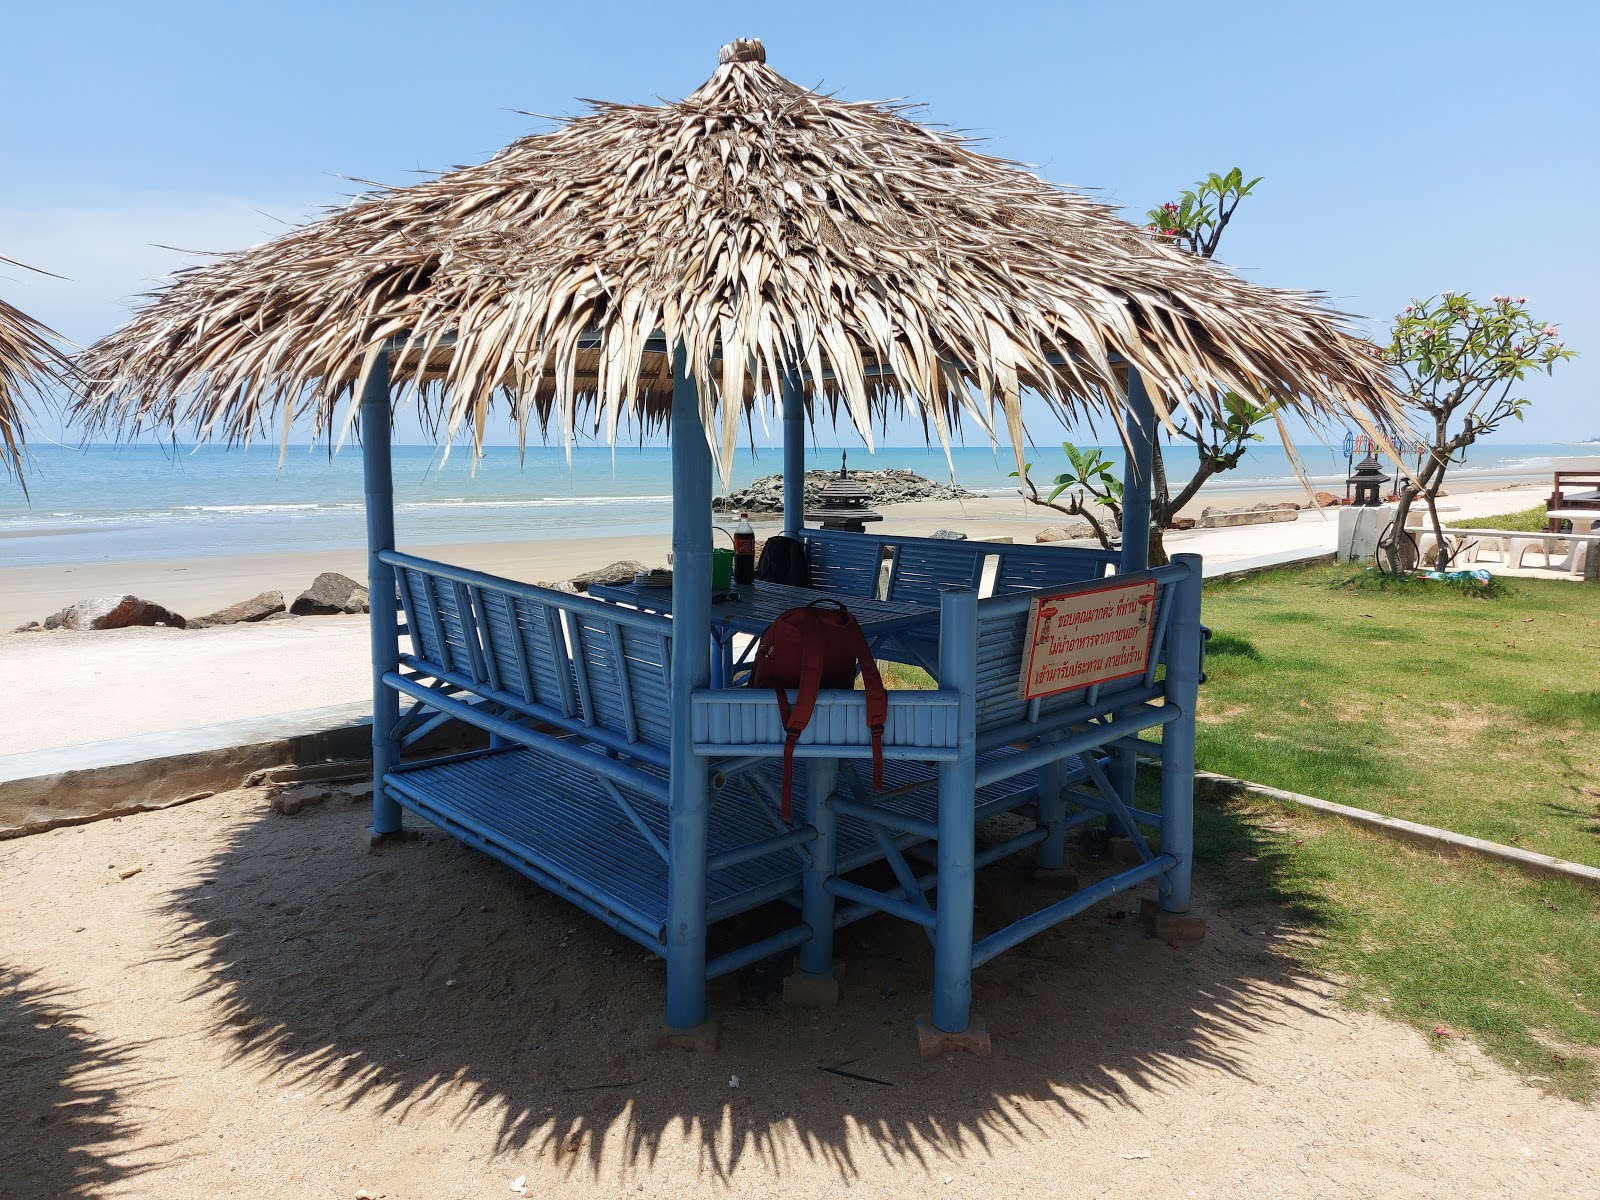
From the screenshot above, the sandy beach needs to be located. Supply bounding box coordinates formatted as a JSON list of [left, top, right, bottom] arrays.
[[0, 479, 1555, 758], [0, 476, 1550, 631], [0, 780, 1593, 1199]]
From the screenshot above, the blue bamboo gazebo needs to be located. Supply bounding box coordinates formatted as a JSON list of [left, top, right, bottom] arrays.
[[77, 39, 1399, 1051]]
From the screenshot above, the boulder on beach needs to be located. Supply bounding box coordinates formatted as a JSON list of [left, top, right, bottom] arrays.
[[194, 590, 286, 628], [43, 595, 187, 631], [1168, 517, 1198, 531], [1312, 491, 1342, 508], [1035, 523, 1096, 543], [569, 560, 648, 592], [929, 529, 968, 540], [290, 573, 367, 616]]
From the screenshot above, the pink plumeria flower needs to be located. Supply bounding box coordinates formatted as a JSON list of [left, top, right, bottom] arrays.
[[1517, 296, 1528, 304], [1542, 325, 1560, 338]]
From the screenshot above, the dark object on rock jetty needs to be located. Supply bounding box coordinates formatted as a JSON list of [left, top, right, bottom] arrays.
[[805, 452, 883, 533]]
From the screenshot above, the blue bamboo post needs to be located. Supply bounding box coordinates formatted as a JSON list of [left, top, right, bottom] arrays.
[[931, 584, 979, 1033], [1158, 552, 1203, 912], [665, 344, 714, 1029], [361, 349, 403, 837], [795, 758, 839, 979], [1111, 366, 1158, 834], [782, 369, 806, 534], [1035, 754, 1067, 869], [1120, 366, 1156, 575]]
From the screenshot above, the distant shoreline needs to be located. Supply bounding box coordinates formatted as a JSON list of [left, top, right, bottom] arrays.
[[0, 476, 1552, 629]]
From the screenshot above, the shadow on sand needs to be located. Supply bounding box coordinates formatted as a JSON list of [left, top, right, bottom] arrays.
[[152, 786, 1331, 1184], [0, 965, 160, 1198]]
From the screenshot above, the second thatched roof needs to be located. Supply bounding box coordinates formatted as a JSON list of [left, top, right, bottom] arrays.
[[76, 38, 1400, 475], [1, 258, 75, 490]]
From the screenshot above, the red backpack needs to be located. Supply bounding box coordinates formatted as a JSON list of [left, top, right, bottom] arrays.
[[751, 599, 887, 820]]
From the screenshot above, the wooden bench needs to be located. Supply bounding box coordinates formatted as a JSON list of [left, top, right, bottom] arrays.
[[1549, 466, 1600, 527]]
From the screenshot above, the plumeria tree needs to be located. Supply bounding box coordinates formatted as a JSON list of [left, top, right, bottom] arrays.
[[1016, 167, 1273, 563], [1010, 443, 1124, 546], [1382, 292, 1575, 572], [1145, 168, 1261, 257]]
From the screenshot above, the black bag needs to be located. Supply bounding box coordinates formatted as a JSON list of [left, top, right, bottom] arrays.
[[755, 534, 812, 587]]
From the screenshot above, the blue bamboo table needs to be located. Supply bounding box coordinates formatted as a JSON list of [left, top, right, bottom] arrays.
[[588, 578, 939, 684]]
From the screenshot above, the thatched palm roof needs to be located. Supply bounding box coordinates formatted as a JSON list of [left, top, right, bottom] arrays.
[[76, 38, 1399, 475], [1, 258, 75, 492]]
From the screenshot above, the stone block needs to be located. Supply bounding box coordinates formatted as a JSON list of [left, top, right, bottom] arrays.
[[195, 590, 285, 626], [914, 1013, 991, 1058], [1139, 897, 1208, 943], [1032, 868, 1080, 891], [291, 572, 366, 616], [48, 595, 187, 630], [782, 970, 841, 1007], [645, 1017, 721, 1053], [366, 827, 422, 850]]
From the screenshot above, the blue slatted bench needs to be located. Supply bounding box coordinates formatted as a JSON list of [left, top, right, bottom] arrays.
[[380, 552, 849, 969], [729, 560, 1204, 1033], [795, 529, 1119, 668], [798, 527, 1118, 606], [375, 546, 1202, 1034]]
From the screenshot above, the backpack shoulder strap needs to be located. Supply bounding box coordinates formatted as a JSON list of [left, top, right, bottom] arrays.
[[838, 613, 889, 792], [773, 616, 827, 821]]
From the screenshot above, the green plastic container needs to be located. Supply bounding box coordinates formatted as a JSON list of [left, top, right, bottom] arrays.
[[711, 548, 734, 591]]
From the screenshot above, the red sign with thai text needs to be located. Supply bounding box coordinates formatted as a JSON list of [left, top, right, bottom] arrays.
[[1020, 578, 1157, 699]]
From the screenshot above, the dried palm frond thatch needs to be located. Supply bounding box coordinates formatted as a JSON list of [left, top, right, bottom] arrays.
[[1, 257, 76, 492], [76, 38, 1400, 477]]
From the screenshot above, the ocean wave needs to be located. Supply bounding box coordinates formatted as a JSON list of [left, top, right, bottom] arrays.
[[396, 495, 674, 510], [1481, 456, 1554, 473]]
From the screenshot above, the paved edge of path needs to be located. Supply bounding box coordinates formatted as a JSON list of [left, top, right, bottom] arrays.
[[1194, 770, 1600, 890], [0, 703, 373, 839]]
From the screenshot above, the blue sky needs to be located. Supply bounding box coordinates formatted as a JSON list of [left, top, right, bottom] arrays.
[[3, 0, 1595, 447]]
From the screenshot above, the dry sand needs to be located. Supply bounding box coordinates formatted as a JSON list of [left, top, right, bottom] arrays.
[[1, 784, 1594, 1198], [0, 482, 1557, 758]]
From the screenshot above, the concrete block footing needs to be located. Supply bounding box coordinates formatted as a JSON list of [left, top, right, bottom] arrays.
[[1108, 836, 1142, 865], [645, 1018, 721, 1053], [782, 970, 841, 1007], [1139, 897, 1207, 942], [914, 1013, 991, 1058], [366, 827, 422, 851], [1025, 862, 1080, 892]]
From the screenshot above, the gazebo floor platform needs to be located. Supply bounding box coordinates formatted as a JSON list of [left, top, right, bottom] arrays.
[[383, 743, 1090, 961]]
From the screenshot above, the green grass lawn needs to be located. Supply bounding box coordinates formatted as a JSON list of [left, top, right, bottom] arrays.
[[1452, 504, 1551, 532], [1197, 563, 1600, 865], [1191, 785, 1600, 1102], [1195, 561, 1600, 1100]]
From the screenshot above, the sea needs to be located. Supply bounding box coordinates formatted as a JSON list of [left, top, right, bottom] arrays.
[[1, 440, 1585, 567]]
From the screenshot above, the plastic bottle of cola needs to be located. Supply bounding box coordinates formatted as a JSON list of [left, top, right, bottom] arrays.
[[733, 512, 756, 585]]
